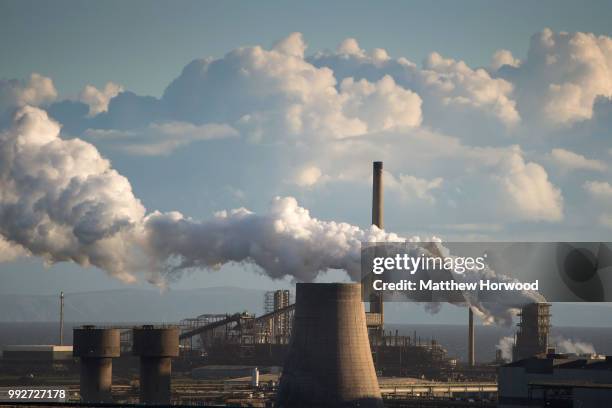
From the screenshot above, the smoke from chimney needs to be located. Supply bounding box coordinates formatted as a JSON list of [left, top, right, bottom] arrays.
[[0, 107, 542, 325]]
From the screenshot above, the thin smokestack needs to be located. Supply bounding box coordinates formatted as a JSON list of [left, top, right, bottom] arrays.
[[59, 291, 64, 346], [372, 161, 383, 228], [468, 307, 475, 367], [370, 162, 384, 319]]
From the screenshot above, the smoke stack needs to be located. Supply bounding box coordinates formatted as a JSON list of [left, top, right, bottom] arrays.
[[73, 326, 120, 403], [468, 308, 475, 367], [59, 291, 64, 346], [277, 283, 383, 407], [132, 326, 180, 405], [372, 161, 383, 228], [370, 162, 384, 320]]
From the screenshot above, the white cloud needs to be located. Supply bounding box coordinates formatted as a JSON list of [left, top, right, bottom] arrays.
[[510, 29, 612, 126], [161, 34, 422, 142], [294, 165, 324, 187], [386, 172, 443, 203], [0, 236, 28, 262], [550, 148, 607, 172], [340, 75, 422, 130], [86, 121, 238, 155], [490, 49, 521, 71], [496, 147, 563, 222], [583, 180, 612, 199], [310, 39, 520, 129], [0, 73, 57, 114], [79, 82, 124, 116]]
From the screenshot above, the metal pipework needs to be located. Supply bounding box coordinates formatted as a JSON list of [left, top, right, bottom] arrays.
[[277, 283, 384, 407], [73, 326, 120, 403], [132, 326, 179, 405], [468, 308, 475, 367]]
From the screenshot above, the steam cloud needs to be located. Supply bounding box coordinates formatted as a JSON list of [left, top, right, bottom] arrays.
[[0, 107, 408, 284], [496, 335, 597, 361], [0, 107, 541, 324]]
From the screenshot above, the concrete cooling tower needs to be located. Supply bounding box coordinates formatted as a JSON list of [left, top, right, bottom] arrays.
[[73, 326, 120, 403], [276, 283, 384, 407]]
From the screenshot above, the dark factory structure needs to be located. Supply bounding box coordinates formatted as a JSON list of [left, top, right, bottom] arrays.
[[73, 326, 121, 403], [132, 325, 180, 405], [513, 302, 551, 361], [276, 283, 384, 408]]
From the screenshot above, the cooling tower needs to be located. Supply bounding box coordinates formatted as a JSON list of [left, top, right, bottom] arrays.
[[276, 283, 383, 408], [73, 326, 120, 403], [132, 325, 180, 405]]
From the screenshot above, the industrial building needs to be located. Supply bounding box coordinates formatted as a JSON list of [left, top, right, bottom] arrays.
[[1, 345, 73, 362], [498, 353, 612, 407], [512, 303, 551, 361]]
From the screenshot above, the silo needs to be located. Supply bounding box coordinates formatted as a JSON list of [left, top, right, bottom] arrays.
[[132, 325, 180, 405], [277, 283, 383, 407], [73, 326, 120, 403]]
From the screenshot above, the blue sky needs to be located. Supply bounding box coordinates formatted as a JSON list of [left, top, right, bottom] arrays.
[[1, 0, 612, 326], [3, 0, 611, 97]]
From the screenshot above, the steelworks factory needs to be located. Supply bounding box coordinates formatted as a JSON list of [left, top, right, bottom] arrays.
[[1, 162, 611, 407]]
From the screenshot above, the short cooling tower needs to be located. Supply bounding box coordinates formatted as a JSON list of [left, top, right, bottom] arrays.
[[73, 326, 120, 403], [132, 325, 180, 405], [276, 283, 383, 407]]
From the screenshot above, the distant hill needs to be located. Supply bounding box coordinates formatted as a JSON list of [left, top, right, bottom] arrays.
[[0, 287, 267, 322]]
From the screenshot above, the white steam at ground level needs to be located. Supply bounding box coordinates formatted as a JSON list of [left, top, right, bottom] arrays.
[[496, 335, 597, 361]]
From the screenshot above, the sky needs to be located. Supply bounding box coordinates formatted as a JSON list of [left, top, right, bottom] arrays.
[[1, 0, 612, 326]]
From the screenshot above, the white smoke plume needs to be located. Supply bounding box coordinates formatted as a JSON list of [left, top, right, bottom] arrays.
[[496, 336, 514, 361], [0, 106, 542, 325], [0, 106, 408, 285], [496, 335, 597, 361], [553, 336, 597, 355]]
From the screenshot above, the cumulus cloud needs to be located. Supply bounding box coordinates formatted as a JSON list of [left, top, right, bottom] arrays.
[[386, 172, 443, 203], [549, 148, 607, 172], [293, 165, 324, 187], [310, 39, 520, 131], [497, 147, 563, 222], [506, 29, 612, 126], [0, 236, 28, 262], [340, 75, 422, 130], [159, 34, 422, 142], [490, 49, 521, 71], [583, 180, 612, 199], [85, 121, 238, 155], [0, 73, 57, 115], [79, 82, 124, 116]]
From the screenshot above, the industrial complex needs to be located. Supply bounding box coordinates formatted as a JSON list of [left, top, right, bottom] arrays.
[[1, 162, 611, 407]]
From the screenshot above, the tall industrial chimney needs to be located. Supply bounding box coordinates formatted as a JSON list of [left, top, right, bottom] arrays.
[[132, 326, 180, 405], [277, 283, 383, 407], [369, 162, 384, 327], [372, 161, 383, 228], [468, 308, 475, 367], [73, 326, 120, 403]]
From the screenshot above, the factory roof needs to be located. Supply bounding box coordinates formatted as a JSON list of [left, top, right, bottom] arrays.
[[3, 345, 73, 352], [504, 354, 612, 371]]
